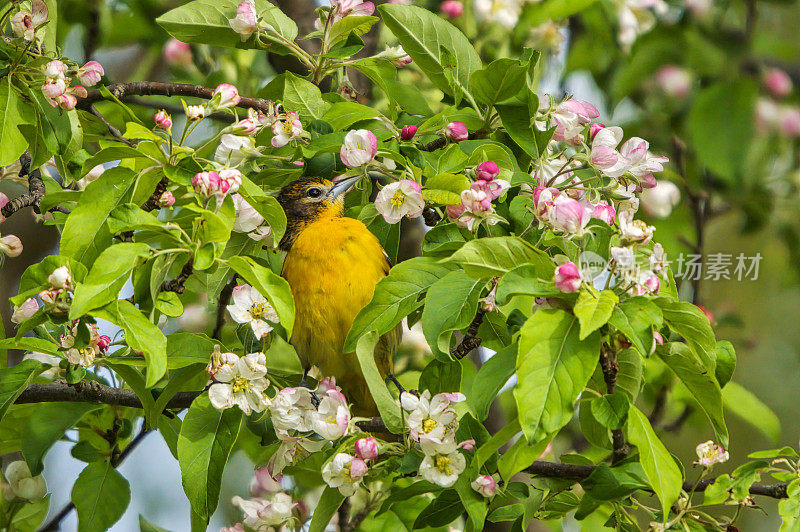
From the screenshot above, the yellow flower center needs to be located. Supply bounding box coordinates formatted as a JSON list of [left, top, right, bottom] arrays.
[[390, 190, 405, 207], [435, 455, 453, 475], [250, 301, 271, 319], [282, 120, 293, 134], [232, 376, 251, 393], [422, 418, 437, 433]]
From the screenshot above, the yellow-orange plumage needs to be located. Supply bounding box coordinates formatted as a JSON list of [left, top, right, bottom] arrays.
[[278, 177, 399, 416]]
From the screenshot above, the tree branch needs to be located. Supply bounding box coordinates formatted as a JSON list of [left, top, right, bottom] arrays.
[[160, 257, 194, 294], [78, 81, 273, 114], [418, 129, 489, 153], [599, 345, 629, 464], [212, 276, 237, 340], [1, 153, 44, 219], [452, 307, 486, 359]]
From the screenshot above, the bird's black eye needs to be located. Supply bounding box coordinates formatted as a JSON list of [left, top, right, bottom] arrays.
[[307, 187, 322, 198]]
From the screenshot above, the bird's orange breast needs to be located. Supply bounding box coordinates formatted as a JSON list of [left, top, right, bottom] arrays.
[[280, 215, 390, 395]]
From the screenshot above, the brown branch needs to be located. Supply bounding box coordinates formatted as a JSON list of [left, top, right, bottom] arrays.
[[78, 81, 273, 114], [599, 345, 629, 464], [213, 276, 238, 340], [452, 307, 486, 359], [418, 129, 489, 153], [523, 461, 789, 499], [160, 257, 194, 294], [86, 105, 134, 146], [140, 176, 169, 213], [13, 382, 790, 499]]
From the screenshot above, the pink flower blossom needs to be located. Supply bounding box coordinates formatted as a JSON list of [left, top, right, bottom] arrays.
[[355, 437, 379, 460], [440, 0, 464, 18], [445, 121, 468, 141], [471, 474, 497, 497], [554, 262, 582, 293], [764, 68, 793, 98], [97, 335, 112, 351], [164, 39, 193, 68], [154, 110, 172, 130], [592, 200, 616, 225], [374, 180, 424, 224], [340, 129, 378, 167], [780, 107, 800, 137], [332, 0, 375, 23], [229, 0, 259, 40], [475, 160, 499, 181], [75, 61, 104, 87], [44, 60, 67, 81], [551, 99, 599, 143], [548, 195, 591, 235], [655, 65, 691, 99], [191, 171, 222, 198], [212, 83, 241, 110], [271, 111, 303, 147], [400, 125, 417, 141], [158, 191, 175, 207]]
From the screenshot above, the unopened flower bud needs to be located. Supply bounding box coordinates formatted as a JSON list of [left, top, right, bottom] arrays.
[[191, 171, 222, 198], [75, 61, 104, 87], [400, 125, 417, 141], [655, 65, 692, 99], [458, 439, 476, 451], [349, 457, 368, 480], [471, 475, 496, 497], [48, 266, 72, 289], [186, 105, 206, 120], [164, 39, 193, 67], [11, 298, 39, 324], [212, 83, 241, 110], [158, 191, 175, 207], [154, 110, 172, 130], [440, 0, 464, 18], [445, 121, 468, 142], [44, 60, 67, 81], [355, 437, 379, 460], [589, 122, 605, 140], [0, 234, 23, 257], [763, 68, 793, 98], [475, 160, 499, 181], [554, 262, 581, 293], [97, 335, 112, 351]]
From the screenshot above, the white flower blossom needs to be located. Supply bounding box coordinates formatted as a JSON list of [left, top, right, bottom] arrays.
[[311, 389, 350, 440], [321, 453, 366, 496], [227, 284, 279, 339], [374, 180, 425, 224], [208, 352, 271, 415], [418, 438, 466, 488], [269, 387, 315, 433], [231, 492, 295, 530]]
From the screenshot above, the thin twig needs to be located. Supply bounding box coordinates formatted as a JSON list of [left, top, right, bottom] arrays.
[[599, 345, 629, 464], [212, 276, 237, 340], [86, 105, 134, 146], [418, 129, 489, 153]]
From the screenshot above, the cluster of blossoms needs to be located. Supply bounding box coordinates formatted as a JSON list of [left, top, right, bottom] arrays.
[[191, 168, 242, 202], [756, 68, 800, 139], [40, 59, 104, 110], [9, 0, 48, 43], [208, 348, 271, 415], [446, 160, 510, 231], [400, 390, 473, 488], [12, 265, 77, 326], [225, 468, 298, 531], [59, 320, 111, 367]]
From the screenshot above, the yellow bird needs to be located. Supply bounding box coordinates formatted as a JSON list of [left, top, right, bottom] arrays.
[[277, 176, 400, 416]]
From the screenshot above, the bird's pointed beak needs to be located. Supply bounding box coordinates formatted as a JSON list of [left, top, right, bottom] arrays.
[[327, 175, 361, 199]]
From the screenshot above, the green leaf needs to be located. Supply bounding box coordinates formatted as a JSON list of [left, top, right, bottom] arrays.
[[419, 359, 461, 396], [378, 4, 482, 99], [23, 403, 101, 475], [413, 489, 464, 529], [261, 72, 330, 120], [70, 243, 152, 319], [237, 175, 287, 245], [139, 515, 172, 532], [156, 292, 184, 317], [321, 101, 382, 130], [72, 461, 131, 532], [227, 256, 295, 335], [450, 237, 554, 279], [609, 297, 663, 357], [344, 257, 454, 352], [495, 265, 561, 304], [0, 360, 44, 423], [422, 271, 484, 359], [521, 0, 598, 25], [616, 348, 643, 402], [654, 299, 716, 369], [573, 287, 618, 340], [657, 342, 728, 446], [590, 393, 630, 430], [355, 331, 403, 433], [156, 0, 297, 49], [424, 173, 471, 195], [498, 432, 554, 481], [723, 381, 780, 443], [0, 337, 61, 357], [95, 300, 168, 387], [581, 462, 649, 502], [309, 486, 345, 532], [625, 406, 682, 517], [688, 79, 756, 181], [106, 204, 168, 234], [514, 309, 600, 441], [496, 103, 540, 159], [60, 166, 138, 266], [0, 78, 30, 166], [80, 147, 153, 176], [328, 15, 378, 45], [469, 343, 517, 420], [714, 341, 736, 388], [177, 395, 243, 520], [470, 58, 526, 106]]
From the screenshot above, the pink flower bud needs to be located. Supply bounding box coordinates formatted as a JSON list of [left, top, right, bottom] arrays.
[[779, 107, 800, 138], [218, 168, 242, 195], [158, 191, 175, 207], [653, 331, 664, 345], [400, 125, 417, 141], [458, 439, 476, 451], [440, 0, 463, 18], [592, 200, 616, 225], [56, 93, 77, 110], [445, 121, 468, 141], [97, 335, 112, 351], [589, 122, 605, 140], [213, 83, 241, 110], [655, 65, 692, 99], [475, 160, 499, 181], [11, 298, 38, 324], [0, 234, 22, 257], [554, 262, 582, 293], [549, 196, 590, 234], [0, 192, 8, 224], [764, 68, 793, 98], [349, 457, 368, 480], [471, 475, 497, 497], [154, 110, 172, 130], [44, 60, 67, 80], [697, 305, 714, 324], [164, 39, 193, 67], [75, 60, 104, 87], [355, 437, 379, 460], [192, 171, 222, 197]]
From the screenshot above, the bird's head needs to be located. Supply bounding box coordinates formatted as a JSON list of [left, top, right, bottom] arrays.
[[276, 175, 360, 250]]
